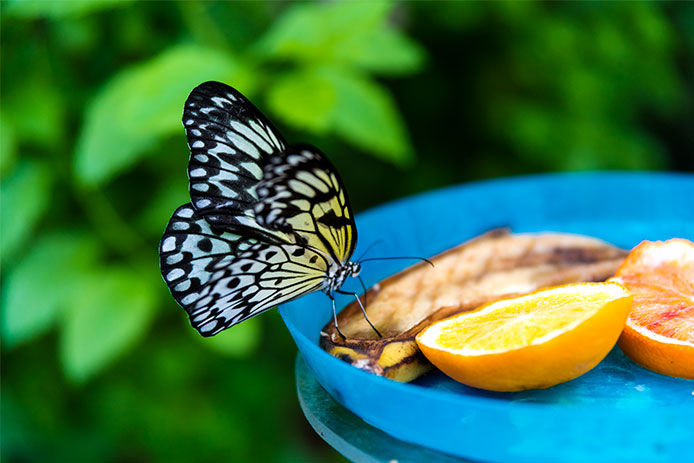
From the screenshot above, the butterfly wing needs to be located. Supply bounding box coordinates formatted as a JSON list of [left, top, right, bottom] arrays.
[[162, 82, 359, 336], [183, 81, 286, 232], [160, 204, 330, 336], [253, 145, 358, 263]]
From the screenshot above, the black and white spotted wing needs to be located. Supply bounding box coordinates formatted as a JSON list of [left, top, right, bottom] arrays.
[[183, 81, 286, 231], [254, 145, 357, 264], [160, 204, 331, 336], [161, 81, 365, 337]]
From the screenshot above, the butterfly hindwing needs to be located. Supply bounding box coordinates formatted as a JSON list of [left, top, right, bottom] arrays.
[[254, 145, 357, 263], [183, 81, 286, 228], [160, 204, 249, 308], [160, 204, 330, 336]]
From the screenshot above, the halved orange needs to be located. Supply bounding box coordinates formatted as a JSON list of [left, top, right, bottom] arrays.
[[610, 239, 694, 379], [416, 282, 632, 392]]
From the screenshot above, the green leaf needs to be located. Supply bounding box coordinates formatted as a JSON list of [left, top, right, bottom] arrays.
[[3, 0, 132, 19], [336, 26, 425, 75], [255, 1, 424, 74], [0, 114, 17, 177], [266, 68, 337, 133], [562, 122, 665, 171], [1, 230, 100, 347], [255, 1, 390, 60], [74, 44, 252, 186], [60, 267, 157, 383], [1, 78, 65, 148], [0, 160, 52, 264], [193, 318, 261, 358], [504, 101, 665, 170], [324, 69, 413, 165]]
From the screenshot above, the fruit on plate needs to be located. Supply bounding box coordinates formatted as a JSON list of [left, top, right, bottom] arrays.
[[320, 229, 628, 382], [610, 239, 694, 379], [415, 282, 632, 392]]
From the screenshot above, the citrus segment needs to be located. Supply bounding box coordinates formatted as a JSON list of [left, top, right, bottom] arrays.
[[416, 282, 632, 391], [611, 239, 694, 379]]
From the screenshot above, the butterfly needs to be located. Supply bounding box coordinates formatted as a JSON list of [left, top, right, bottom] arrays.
[[159, 81, 380, 337]]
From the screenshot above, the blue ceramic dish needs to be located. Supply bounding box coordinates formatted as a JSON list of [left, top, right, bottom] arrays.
[[280, 172, 694, 463]]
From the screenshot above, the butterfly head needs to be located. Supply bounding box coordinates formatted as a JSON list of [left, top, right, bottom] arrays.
[[347, 261, 361, 277]]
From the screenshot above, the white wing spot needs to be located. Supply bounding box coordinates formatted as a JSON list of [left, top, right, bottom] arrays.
[[210, 143, 235, 155], [211, 96, 229, 107], [227, 131, 260, 159], [200, 321, 217, 333], [288, 154, 303, 166], [190, 168, 206, 177], [289, 179, 316, 197], [195, 295, 214, 308], [197, 199, 212, 208], [230, 121, 273, 154], [177, 208, 194, 218], [175, 280, 191, 292], [194, 154, 209, 163], [248, 120, 273, 146], [248, 289, 275, 303], [193, 183, 210, 192], [167, 268, 185, 281], [181, 293, 200, 305], [192, 140, 205, 148], [241, 162, 262, 179], [162, 237, 176, 252], [292, 199, 311, 210]]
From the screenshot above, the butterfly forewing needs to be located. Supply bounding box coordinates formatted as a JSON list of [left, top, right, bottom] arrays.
[[160, 204, 330, 336], [254, 146, 357, 263], [183, 81, 286, 228]]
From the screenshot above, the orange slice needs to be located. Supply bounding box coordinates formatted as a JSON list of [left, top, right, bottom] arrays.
[[610, 239, 694, 379], [415, 282, 632, 391]]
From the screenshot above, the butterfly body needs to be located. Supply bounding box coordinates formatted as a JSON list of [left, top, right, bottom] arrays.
[[160, 81, 365, 337]]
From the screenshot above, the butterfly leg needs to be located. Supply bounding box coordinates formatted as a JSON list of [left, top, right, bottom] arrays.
[[328, 294, 346, 339], [357, 275, 368, 311], [337, 290, 382, 338]]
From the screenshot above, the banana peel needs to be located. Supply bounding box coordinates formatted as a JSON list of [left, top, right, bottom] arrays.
[[319, 229, 628, 382]]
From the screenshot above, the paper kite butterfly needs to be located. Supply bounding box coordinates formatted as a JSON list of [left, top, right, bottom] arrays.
[[159, 81, 380, 338]]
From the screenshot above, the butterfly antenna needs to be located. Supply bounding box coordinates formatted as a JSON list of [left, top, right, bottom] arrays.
[[328, 294, 345, 339], [355, 239, 384, 262], [359, 256, 435, 268], [337, 290, 382, 338]]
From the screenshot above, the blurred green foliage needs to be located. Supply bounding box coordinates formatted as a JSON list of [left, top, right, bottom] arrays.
[[1, 1, 692, 462]]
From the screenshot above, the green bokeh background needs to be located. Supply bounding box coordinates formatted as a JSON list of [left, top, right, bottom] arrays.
[[1, 2, 692, 462]]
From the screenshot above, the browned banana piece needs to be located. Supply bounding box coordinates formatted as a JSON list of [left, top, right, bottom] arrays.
[[319, 229, 628, 382]]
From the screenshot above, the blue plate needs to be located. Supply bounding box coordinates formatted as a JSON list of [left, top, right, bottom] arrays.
[[280, 172, 694, 463]]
